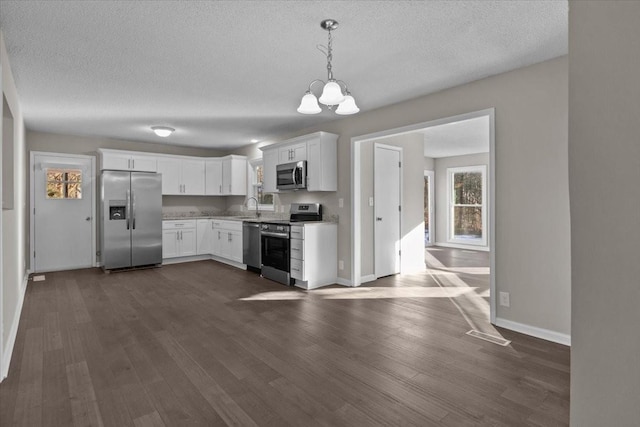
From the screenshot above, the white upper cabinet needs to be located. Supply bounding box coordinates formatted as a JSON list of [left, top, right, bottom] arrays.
[[205, 155, 247, 196], [99, 149, 157, 172], [307, 134, 337, 192], [205, 159, 223, 195], [157, 156, 205, 195], [278, 142, 307, 163], [260, 132, 338, 192], [99, 150, 246, 197]]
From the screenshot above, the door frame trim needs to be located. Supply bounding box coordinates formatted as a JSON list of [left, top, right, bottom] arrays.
[[29, 151, 97, 272], [373, 143, 403, 278], [423, 169, 435, 246], [351, 107, 496, 324]]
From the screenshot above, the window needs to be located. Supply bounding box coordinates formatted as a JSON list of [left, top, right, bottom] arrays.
[[447, 165, 486, 246], [46, 168, 83, 199], [248, 159, 274, 210]]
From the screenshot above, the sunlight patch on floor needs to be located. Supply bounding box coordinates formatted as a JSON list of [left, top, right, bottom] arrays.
[[239, 286, 479, 301]]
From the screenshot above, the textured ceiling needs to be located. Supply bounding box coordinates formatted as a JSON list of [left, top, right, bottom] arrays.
[[0, 1, 567, 150], [422, 116, 489, 158]]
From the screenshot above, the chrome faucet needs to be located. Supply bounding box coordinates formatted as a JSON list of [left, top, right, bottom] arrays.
[[246, 197, 261, 218]]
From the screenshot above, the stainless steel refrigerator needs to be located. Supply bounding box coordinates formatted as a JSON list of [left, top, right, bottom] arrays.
[[100, 171, 162, 270]]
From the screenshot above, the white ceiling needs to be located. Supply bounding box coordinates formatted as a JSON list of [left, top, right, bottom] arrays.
[[0, 1, 567, 150], [422, 115, 489, 158]]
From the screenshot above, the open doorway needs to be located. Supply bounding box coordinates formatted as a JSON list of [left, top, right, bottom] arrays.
[[351, 108, 495, 326]]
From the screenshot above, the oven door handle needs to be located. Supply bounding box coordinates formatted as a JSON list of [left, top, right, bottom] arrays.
[[261, 231, 289, 238]]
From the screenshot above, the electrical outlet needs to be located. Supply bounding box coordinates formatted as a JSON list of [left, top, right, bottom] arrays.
[[338, 260, 344, 270], [499, 292, 510, 307], [338, 198, 344, 208]]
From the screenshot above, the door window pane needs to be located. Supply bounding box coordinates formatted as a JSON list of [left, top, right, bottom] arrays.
[[46, 168, 82, 199]]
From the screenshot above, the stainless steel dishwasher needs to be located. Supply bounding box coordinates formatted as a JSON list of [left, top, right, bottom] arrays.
[[242, 221, 261, 272]]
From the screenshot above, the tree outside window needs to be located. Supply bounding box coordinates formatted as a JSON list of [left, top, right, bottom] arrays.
[[448, 165, 486, 246], [46, 168, 82, 199]]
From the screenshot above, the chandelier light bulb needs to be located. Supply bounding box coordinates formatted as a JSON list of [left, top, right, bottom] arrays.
[[335, 94, 360, 115], [319, 81, 345, 106], [297, 92, 322, 114]]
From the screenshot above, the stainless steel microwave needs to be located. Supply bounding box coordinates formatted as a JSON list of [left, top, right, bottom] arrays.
[[276, 161, 307, 190]]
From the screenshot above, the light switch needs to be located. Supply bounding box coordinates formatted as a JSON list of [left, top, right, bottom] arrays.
[[369, 197, 374, 207], [338, 198, 344, 208]]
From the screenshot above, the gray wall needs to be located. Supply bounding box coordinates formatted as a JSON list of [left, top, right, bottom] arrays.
[[232, 56, 570, 337], [424, 156, 435, 171], [569, 1, 640, 425], [434, 153, 489, 246]]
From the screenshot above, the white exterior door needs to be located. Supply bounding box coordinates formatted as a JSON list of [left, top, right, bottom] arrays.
[[374, 144, 402, 278], [32, 153, 95, 272]]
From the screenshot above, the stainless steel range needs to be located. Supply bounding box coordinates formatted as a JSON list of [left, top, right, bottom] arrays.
[[260, 203, 322, 285]]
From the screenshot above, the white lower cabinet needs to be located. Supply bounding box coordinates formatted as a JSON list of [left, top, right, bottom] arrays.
[[290, 223, 337, 289], [196, 219, 214, 255], [163, 220, 197, 259], [212, 220, 243, 263]]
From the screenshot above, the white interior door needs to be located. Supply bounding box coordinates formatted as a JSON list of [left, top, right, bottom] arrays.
[[374, 144, 402, 278], [32, 153, 95, 272]]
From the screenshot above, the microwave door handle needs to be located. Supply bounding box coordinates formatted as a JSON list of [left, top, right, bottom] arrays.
[[292, 168, 297, 186]]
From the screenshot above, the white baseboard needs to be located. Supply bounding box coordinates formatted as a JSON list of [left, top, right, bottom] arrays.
[[335, 277, 352, 287], [435, 242, 490, 252], [495, 317, 571, 346], [360, 274, 376, 284], [2, 272, 29, 381]]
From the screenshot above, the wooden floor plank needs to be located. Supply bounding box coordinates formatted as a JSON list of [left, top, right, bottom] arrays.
[[0, 247, 570, 426]]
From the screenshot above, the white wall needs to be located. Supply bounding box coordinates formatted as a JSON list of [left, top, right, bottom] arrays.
[[232, 56, 570, 339], [569, 1, 640, 425], [1, 30, 28, 380], [434, 152, 489, 246]]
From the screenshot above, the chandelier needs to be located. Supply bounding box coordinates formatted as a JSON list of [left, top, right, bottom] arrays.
[[297, 19, 360, 115]]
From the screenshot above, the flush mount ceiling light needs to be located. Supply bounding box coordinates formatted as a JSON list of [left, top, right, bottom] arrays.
[[151, 126, 175, 137], [297, 19, 360, 116]]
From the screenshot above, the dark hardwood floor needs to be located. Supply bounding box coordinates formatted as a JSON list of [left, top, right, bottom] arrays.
[[1, 253, 569, 426]]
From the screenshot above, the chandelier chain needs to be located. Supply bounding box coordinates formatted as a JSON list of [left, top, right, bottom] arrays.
[[326, 28, 334, 81]]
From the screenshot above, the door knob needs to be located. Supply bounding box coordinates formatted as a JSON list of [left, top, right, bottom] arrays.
[[85, 217, 91, 221], [376, 217, 383, 221]]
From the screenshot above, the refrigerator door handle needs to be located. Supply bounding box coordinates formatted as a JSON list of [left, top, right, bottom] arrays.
[[131, 191, 136, 229], [126, 189, 131, 230]]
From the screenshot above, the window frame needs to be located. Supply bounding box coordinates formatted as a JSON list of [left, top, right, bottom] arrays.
[[247, 158, 275, 211], [446, 165, 487, 247], [45, 168, 83, 200]]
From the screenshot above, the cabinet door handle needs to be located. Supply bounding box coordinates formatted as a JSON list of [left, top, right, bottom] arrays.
[[292, 267, 300, 272], [219, 184, 222, 193], [218, 231, 221, 239], [292, 247, 300, 251], [228, 232, 231, 242], [132, 159, 135, 169]]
